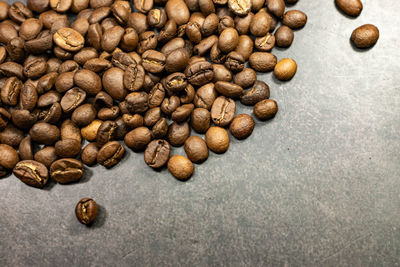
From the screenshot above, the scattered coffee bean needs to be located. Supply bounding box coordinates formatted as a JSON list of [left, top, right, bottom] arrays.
[[274, 58, 297, 81], [75, 198, 98, 225], [335, 0, 363, 17], [205, 126, 229, 154], [97, 141, 125, 168], [229, 114, 255, 140], [184, 136, 209, 163], [351, 24, 379, 49], [144, 139, 171, 168], [254, 99, 278, 120], [81, 143, 99, 166], [167, 155, 194, 180]]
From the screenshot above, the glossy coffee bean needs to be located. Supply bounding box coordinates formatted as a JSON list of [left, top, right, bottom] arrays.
[[218, 27, 239, 53], [53, 27, 85, 52], [124, 126, 152, 151], [50, 158, 84, 184], [185, 60, 214, 86], [266, 0, 285, 18], [205, 126, 229, 153], [13, 160, 48, 188], [250, 10, 271, 37], [97, 141, 125, 168], [166, 0, 190, 26], [168, 155, 194, 180], [229, 114, 255, 140], [275, 25, 294, 47], [71, 103, 97, 126], [96, 120, 117, 147], [103, 67, 128, 100], [211, 96, 236, 127], [225, 51, 245, 73], [274, 58, 297, 81], [235, 35, 253, 60], [351, 24, 379, 49], [335, 0, 362, 17], [249, 52, 277, 72], [75, 198, 98, 225], [74, 69, 102, 95], [19, 136, 34, 160], [1, 77, 22, 106], [30, 122, 60, 145], [213, 64, 232, 82], [193, 83, 217, 110], [240, 80, 270, 105], [254, 99, 278, 120], [0, 144, 19, 172], [60, 87, 87, 113], [144, 139, 171, 168], [184, 136, 208, 163], [282, 10, 307, 29], [215, 81, 243, 98]]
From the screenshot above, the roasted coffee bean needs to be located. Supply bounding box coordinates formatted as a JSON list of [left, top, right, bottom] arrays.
[[74, 69, 102, 95], [55, 71, 75, 93], [167, 121, 190, 147], [122, 113, 144, 129], [121, 28, 139, 51], [81, 143, 99, 166], [42, 102, 62, 124], [250, 10, 271, 37], [6, 37, 25, 62], [24, 58, 47, 79], [225, 51, 245, 73], [37, 73, 58, 94], [0, 144, 19, 172], [25, 30, 53, 54], [0, 124, 24, 147], [234, 68, 257, 88], [148, 83, 165, 108], [184, 136, 208, 163], [235, 35, 254, 60], [0, 22, 18, 44], [185, 60, 214, 86], [97, 141, 124, 168], [55, 138, 81, 158], [94, 92, 113, 109], [27, 0, 50, 13], [142, 50, 166, 73], [50, 158, 84, 183], [275, 26, 294, 48], [50, 0, 72, 13], [240, 80, 270, 105], [228, 0, 251, 16], [101, 25, 124, 52], [212, 64, 232, 83], [0, 62, 24, 80], [202, 13, 218, 37], [229, 113, 254, 140], [254, 99, 278, 120], [13, 160, 48, 188], [190, 108, 210, 133], [123, 64, 145, 92], [58, 60, 79, 73], [1, 77, 22, 106], [30, 122, 60, 145], [144, 107, 161, 127], [89, 7, 111, 25], [125, 91, 149, 113], [60, 87, 87, 113], [211, 96, 236, 126], [9, 2, 33, 24], [11, 109, 37, 129], [168, 155, 194, 180], [34, 146, 59, 168], [164, 72, 188, 93], [147, 8, 167, 28], [96, 120, 117, 147], [124, 126, 152, 151], [255, 33, 275, 52], [282, 10, 307, 29], [19, 82, 38, 112], [87, 23, 102, 51], [152, 117, 168, 138], [53, 27, 85, 52], [113, 117, 130, 140], [171, 104, 194, 123], [235, 12, 254, 35], [19, 136, 34, 159], [215, 81, 243, 98], [165, 48, 190, 73], [75, 198, 98, 225], [134, 0, 153, 13], [102, 67, 127, 101], [60, 119, 81, 143], [137, 31, 157, 54], [166, 0, 190, 26], [219, 16, 235, 34], [111, 51, 135, 70], [266, 0, 285, 18], [335, 0, 362, 17], [161, 96, 180, 115], [205, 126, 229, 153], [74, 48, 98, 66], [274, 58, 297, 81], [128, 12, 148, 34], [249, 52, 277, 72], [81, 119, 102, 141], [194, 35, 218, 56], [158, 20, 177, 43], [351, 24, 379, 49], [0, 108, 11, 131], [144, 139, 170, 168], [71, 104, 97, 126], [218, 27, 239, 53], [72, 17, 90, 36], [193, 83, 217, 110], [97, 106, 119, 120]]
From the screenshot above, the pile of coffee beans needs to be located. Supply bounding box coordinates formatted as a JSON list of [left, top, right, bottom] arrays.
[[0, 0, 307, 185], [335, 0, 379, 48]]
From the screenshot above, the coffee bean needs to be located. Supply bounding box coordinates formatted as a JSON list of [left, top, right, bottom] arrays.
[[215, 81, 243, 98], [164, 72, 188, 93], [225, 51, 245, 73], [97, 106, 119, 121], [53, 27, 85, 52], [255, 33, 276, 52], [254, 99, 278, 120], [124, 126, 152, 151], [274, 58, 297, 81], [11, 109, 37, 130], [96, 120, 117, 147], [184, 136, 208, 163], [205, 126, 229, 153], [228, 0, 251, 16], [147, 9, 167, 29], [167, 155, 194, 180], [60, 87, 87, 113], [1, 77, 22, 106], [235, 12, 253, 35], [34, 146, 59, 168], [55, 138, 81, 158], [185, 60, 214, 86], [144, 107, 161, 127], [250, 10, 271, 37], [20, 19, 44, 42], [335, 0, 363, 17], [9, 2, 33, 24], [249, 52, 277, 72], [161, 95, 180, 115], [351, 24, 379, 49], [81, 119, 102, 141], [266, 0, 285, 18], [71, 103, 97, 126], [102, 67, 128, 101], [74, 69, 102, 95], [275, 26, 294, 48], [235, 35, 254, 60], [122, 113, 144, 129], [0, 62, 24, 80], [55, 71, 74, 93], [166, 0, 190, 26], [97, 141, 125, 168], [27, 0, 49, 13], [30, 122, 60, 145], [0, 108, 11, 131], [50, 158, 84, 183], [229, 114, 255, 140], [152, 118, 168, 139], [211, 96, 236, 127], [240, 80, 270, 105], [75, 198, 98, 225], [112, 51, 136, 70], [0, 144, 19, 172], [125, 91, 149, 113], [13, 160, 48, 188], [19, 136, 34, 160], [193, 83, 218, 110], [7, 37, 25, 63], [212, 64, 232, 83], [144, 139, 171, 168], [171, 104, 194, 123], [81, 143, 99, 166], [94, 92, 113, 109], [218, 27, 239, 53], [190, 108, 210, 134], [234, 68, 257, 88], [165, 48, 190, 73], [282, 10, 307, 29], [167, 121, 190, 147]]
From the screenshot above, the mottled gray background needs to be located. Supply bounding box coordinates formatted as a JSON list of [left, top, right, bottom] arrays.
[[1, 0, 400, 266]]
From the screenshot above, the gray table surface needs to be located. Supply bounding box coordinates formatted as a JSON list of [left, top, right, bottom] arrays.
[[1, 0, 400, 266]]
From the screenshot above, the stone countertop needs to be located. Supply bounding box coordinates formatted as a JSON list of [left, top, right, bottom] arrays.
[[1, 0, 400, 266]]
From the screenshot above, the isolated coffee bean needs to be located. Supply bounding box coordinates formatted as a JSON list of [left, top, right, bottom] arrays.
[[335, 0, 363, 17], [50, 158, 84, 184], [167, 121, 190, 147], [249, 52, 277, 72], [274, 58, 297, 81], [205, 126, 229, 153], [254, 99, 278, 120], [53, 27, 85, 52], [124, 126, 152, 151], [351, 24, 379, 49], [75, 198, 98, 225], [0, 144, 19, 171], [184, 136, 208, 163], [34, 146, 59, 168], [282, 10, 307, 29], [229, 114, 255, 140], [144, 139, 171, 168], [13, 160, 48, 188], [275, 26, 294, 48], [240, 80, 270, 106], [211, 96, 236, 127], [55, 138, 81, 158], [97, 141, 125, 168], [19, 136, 34, 160], [81, 143, 99, 166], [168, 155, 194, 180]]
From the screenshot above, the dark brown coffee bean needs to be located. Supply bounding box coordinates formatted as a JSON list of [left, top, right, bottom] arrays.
[[158, 20, 177, 43], [55, 71, 75, 93], [124, 126, 151, 151], [55, 138, 81, 158], [274, 58, 297, 81], [167, 121, 190, 147], [171, 104, 194, 123], [123, 63, 145, 92], [30, 122, 60, 145], [1, 77, 22, 106], [75, 198, 98, 225], [0, 62, 24, 80], [11, 109, 37, 129], [27, 0, 50, 13], [266, 0, 285, 18], [218, 15, 234, 34], [102, 67, 127, 101], [122, 113, 144, 129], [234, 12, 253, 35], [215, 81, 243, 98], [275, 25, 294, 47], [233, 68, 256, 88], [9, 2, 33, 24], [190, 108, 210, 134], [100, 25, 124, 52], [60, 87, 87, 113], [71, 104, 97, 126], [255, 33, 275, 52], [144, 107, 161, 127], [228, 0, 251, 16], [137, 31, 157, 54], [94, 91, 113, 109], [34, 146, 58, 168], [165, 48, 190, 73], [164, 72, 188, 93], [53, 27, 85, 52], [72, 17, 89, 36], [0, 22, 18, 45], [13, 160, 48, 188], [74, 48, 98, 66], [144, 139, 170, 168], [0, 124, 24, 147], [148, 83, 165, 108], [335, 0, 362, 17], [211, 96, 236, 126], [19, 82, 38, 111], [249, 52, 277, 72], [166, 0, 190, 26], [50, 158, 84, 184], [81, 143, 98, 166], [96, 120, 117, 147], [161, 96, 180, 115], [125, 91, 149, 113], [58, 60, 79, 73], [229, 114, 254, 140], [225, 51, 245, 73], [120, 27, 139, 51], [193, 83, 217, 110], [127, 12, 148, 34], [25, 30, 54, 54], [87, 23, 102, 51], [113, 117, 129, 140], [180, 84, 195, 104], [202, 13, 218, 37], [24, 57, 47, 79], [185, 60, 213, 86], [0, 108, 11, 131], [142, 50, 166, 73], [240, 80, 270, 105], [37, 91, 61, 108], [147, 8, 167, 28], [53, 45, 73, 60], [37, 72, 58, 94], [111, 51, 135, 70], [282, 10, 307, 29], [193, 35, 218, 56], [351, 24, 379, 49], [218, 27, 239, 53], [152, 118, 168, 139], [97, 106, 119, 121], [235, 35, 253, 60], [184, 136, 208, 163], [18, 136, 33, 161], [0, 144, 19, 171], [254, 98, 278, 120], [205, 126, 229, 153], [88, 7, 111, 25], [168, 155, 194, 180], [74, 69, 102, 95], [6, 37, 25, 62], [97, 141, 124, 168], [250, 10, 271, 36], [213, 64, 232, 83]]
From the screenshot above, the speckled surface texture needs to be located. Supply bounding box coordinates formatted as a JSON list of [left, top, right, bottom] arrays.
[[1, 1, 400, 266]]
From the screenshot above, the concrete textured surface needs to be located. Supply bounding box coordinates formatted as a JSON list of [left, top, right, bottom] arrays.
[[1, 1, 400, 266]]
